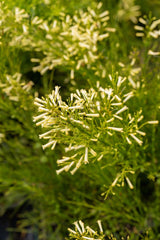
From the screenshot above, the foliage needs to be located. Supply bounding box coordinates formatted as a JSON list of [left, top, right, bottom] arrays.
[[0, 0, 160, 239]]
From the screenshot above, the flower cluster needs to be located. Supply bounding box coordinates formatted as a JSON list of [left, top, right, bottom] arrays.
[[0, 73, 33, 103], [117, 0, 141, 23], [31, 4, 115, 76], [135, 17, 160, 39], [101, 168, 135, 199], [0, 2, 29, 44], [68, 220, 105, 240], [135, 16, 160, 56], [9, 3, 115, 76], [118, 53, 142, 90], [33, 74, 155, 175]]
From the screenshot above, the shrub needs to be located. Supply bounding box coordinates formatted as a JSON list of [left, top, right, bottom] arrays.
[[0, 0, 160, 239]]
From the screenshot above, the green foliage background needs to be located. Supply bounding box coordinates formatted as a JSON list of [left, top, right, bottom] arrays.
[[0, 0, 160, 239]]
